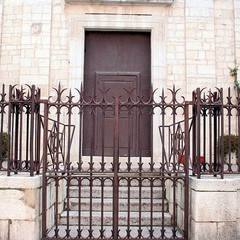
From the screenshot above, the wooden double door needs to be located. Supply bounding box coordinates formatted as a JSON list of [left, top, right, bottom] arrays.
[[83, 31, 151, 157]]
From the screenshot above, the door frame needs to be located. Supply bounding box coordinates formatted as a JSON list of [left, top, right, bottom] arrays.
[[69, 13, 165, 159]]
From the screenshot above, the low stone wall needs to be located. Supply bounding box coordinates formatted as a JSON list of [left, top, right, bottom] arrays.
[[0, 175, 42, 240], [0, 174, 70, 240], [189, 176, 240, 240]]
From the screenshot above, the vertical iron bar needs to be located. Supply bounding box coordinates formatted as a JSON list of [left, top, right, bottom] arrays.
[[56, 87, 61, 171], [0, 85, 5, 168], [209, 105, 213, 173], [19, 101, 23, 167], [150, 178, 153, 238], [89, 105, 94, 237], [30, 85, 35, 176], [138, 110, 142, 238], [100, 177, 104, 238], [36, 102, 41, 174], [192, 91, 196, 176], [213, 105, 218, 174], [42, 100, 48, 239], [14, 104, 19, 172], [127, 107, 131, 172], [184, 101, 190, 239], [66, 97, 72, 237], [219, 89, 224, 178], [160, 89, 166, 237], [78, 178, 82, 238], [113, 96, 119, 240], [101, 109, 105, 172], [203, 108, 206, 171], [55, 178, 59, 236], [237, 90, 240, 170], [78, 106, 83, 171], [138, 178, 142, 238], [196, 88, 201, 178], [7, 85, 13, 176], [25, 105, 30, 170], [127, 177, 131, 238]]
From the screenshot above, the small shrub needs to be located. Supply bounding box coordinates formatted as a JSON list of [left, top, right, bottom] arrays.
[[218, 134, 238, 157], [0, 132, 8, 159]]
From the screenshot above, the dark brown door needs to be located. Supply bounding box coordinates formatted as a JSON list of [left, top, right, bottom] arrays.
[[83, 31, 151, 156]]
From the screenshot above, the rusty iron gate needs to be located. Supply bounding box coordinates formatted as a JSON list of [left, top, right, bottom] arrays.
[[0, 85, 240, 240], [2, 84, 239, 240], [40, 85, 190, 240]]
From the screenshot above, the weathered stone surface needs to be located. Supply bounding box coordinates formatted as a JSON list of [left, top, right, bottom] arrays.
[[217, 222, 237, 240], [65, 0, 174, 5], [190, 176, 240, 192], [10, 220, 40, 240], [190, 221, 217, 240], [0, 189, 36, 220], [189, 176, 240, 240], [0, 175, 42, 189], [191, 187, 237, 222], [0, 220, 8, 240]]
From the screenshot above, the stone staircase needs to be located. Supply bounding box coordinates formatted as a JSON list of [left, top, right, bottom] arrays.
[[55, 176, 175, 238]]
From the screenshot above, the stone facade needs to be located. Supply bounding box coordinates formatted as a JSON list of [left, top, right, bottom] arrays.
[[0, 0, 239, 97], [0, 1, 240, 240]]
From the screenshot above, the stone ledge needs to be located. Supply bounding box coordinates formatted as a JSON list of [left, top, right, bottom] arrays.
[[65, 0, 174, 5], [0, 175, 42, 189], [190, 175, 240, 192]]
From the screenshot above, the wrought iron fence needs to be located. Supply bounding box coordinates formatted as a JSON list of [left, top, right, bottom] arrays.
[[192, 88, 240, 178], [0, 84, 41, 176], [0, 84, 240, 177], [0, 83, 240, 240]]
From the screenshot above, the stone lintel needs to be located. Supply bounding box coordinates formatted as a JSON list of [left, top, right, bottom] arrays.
[[65, 0, 174, 5]]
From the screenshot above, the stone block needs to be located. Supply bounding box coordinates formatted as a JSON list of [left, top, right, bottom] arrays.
[[0, 175, 42, 189], [0, 189, 36, 220], [217, 222, 237, 240], [190, 220, 217, 240], [198, 65, 215, 75], [190, 176, 240, 192], [0, 220, 9, 240], [191, 190, 237, 222], [9, 219, 40, 240]]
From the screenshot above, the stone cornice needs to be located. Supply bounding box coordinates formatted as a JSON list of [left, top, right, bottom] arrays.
[[65, 0, 174, 5]]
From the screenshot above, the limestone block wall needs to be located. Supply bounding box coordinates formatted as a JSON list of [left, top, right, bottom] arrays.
[[189, 176, 240, 240], [0, 0, 239, 97], [0, 175, 65, 240], [0, 175, 42, 240]]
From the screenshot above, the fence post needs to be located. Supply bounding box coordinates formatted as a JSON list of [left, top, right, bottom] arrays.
[[113, 96, 119, 239], [42, 99, 49, 239], [184, 101, 190, 239]]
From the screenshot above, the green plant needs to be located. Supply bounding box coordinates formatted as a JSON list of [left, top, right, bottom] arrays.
[[0, 132, 8, 159], [218, 134, 238, 157], [229, 65, 239, 91]]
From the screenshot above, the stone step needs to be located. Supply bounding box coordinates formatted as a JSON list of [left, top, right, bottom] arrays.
[[69, 186, 164, 199], [47, 225, 183, 239], [67, 198, 169, 212], [59, 211, 172, 226]]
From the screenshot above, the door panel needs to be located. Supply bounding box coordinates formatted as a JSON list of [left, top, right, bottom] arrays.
[[83, 31, 151, 156], [95, 73, 139, 156]]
